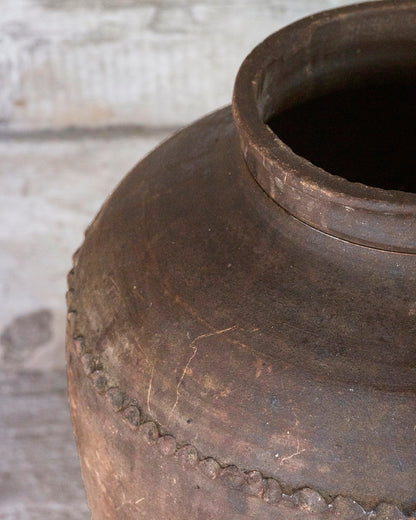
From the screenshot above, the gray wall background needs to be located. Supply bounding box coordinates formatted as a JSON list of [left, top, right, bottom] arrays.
[[0, 1, 366, 518]]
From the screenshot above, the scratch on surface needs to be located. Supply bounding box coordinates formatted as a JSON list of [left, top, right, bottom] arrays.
[[147, 365, 155, 415], [173, 294, 213, 329], [293, 409, 300, 427], [172, 294, 264, 357], [108, 276, 119, 293], [392, 444, 405, 473], [168, 325, 236, 422], [135, 497, 145, 505], [279, 440, 306, 465]]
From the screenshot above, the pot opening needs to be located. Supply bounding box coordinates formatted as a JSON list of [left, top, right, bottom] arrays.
[[267, 79, 416, 193], [233, 2, 416, 252]]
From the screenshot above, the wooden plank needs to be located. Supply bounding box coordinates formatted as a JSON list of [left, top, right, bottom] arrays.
[[0, 0, 364, 130], [0, 369, 90, 519], [0, 132, 167, 372]]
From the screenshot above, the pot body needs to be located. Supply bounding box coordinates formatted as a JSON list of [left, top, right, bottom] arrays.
[[67, 2, 416, 519]]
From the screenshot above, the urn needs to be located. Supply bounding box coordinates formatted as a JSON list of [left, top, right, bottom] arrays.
[[66, 1, 416, 518]]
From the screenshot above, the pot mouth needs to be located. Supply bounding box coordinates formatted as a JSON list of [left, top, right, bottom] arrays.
[[232, 0, 416, 253]]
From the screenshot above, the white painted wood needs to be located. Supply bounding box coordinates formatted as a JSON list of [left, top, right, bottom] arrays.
[[0, 131, 167, 516], [0, 131, 168, 371], [0, 370, 90, 519], [0, 0, 366, 130]]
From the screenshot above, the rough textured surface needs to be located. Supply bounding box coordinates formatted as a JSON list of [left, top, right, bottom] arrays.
[[66, 104, 416, 517], [0, 131, 167, 518], [0, 370, 89, 519], [1, 309, 53, 363], [0, 0, 405, 517], [0, 131, 168, 373], [0, 0, 365, 130]]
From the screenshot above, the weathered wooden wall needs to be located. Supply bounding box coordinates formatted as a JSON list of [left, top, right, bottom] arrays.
[[1, 0, 363, 131], [0, 130, 166, 519]]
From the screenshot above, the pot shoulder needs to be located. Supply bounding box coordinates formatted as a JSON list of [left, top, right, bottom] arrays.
[[68, 107, 416, 511]]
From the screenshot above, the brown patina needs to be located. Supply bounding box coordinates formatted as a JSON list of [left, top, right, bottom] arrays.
[[67, 1, 416, 518]]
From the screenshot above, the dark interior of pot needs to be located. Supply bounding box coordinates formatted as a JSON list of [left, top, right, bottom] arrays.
[[258, 7, 416, 193], [267, 79, 416, 192]]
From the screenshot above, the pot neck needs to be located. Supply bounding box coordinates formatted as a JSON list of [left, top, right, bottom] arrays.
[[232, 0, 416, 254]]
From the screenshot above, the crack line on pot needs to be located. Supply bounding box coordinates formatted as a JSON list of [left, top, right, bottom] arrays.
[[168, 325, 236, 423]]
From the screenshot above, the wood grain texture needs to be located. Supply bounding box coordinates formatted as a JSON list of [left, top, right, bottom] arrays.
[[0, 370, 90, 519], [0, 0, 365, 130], [0, 130, 172, 520], [0, 131, 167, 373]]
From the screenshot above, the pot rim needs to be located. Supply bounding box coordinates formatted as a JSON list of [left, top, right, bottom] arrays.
[[232, 0, 416, 253]]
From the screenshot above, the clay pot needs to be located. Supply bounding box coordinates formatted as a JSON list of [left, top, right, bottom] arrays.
[[66, 1, 416, 518]]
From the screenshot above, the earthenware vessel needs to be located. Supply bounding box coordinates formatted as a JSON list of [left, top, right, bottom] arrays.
[[66, 1, 416, 518]]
